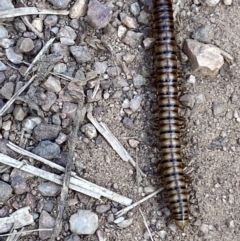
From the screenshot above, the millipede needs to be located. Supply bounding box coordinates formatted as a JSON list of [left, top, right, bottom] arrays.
[[153, 0, 189, 230]]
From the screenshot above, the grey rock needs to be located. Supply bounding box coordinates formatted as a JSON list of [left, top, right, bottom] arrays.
[[0, 181, 12, 203], [10, 175, 28, 194], [38, 182, 61, 197], [0, 139, 18, 159], [10, 168, 34, 180], [16, 38, 34, 53], [122, 117, 134, 129], [60, 37, 75, 45], [96, 204, 111, 213], [107, 66, 121, 77], [139, 0, 153, 7], [212, 102, 226, 116], [0, 61, 7, 71], [41, 91, 57, 111], [122, 30, 144, 48], [158, 230, 167, 239], [52, 114, 61, 125], [100, 79, 112, 89], [130, 2, 140, 16], [123, 53, 135, 64], [81, 123, 97, 139], [6, 47, 23, 64], [54, 63, 67, 73], [0, 72, 5, 84], [47, 0, 71, 9], [62, 102, 77, 119], [113, 78, 128, 88], [121, 15, 138, 29], [2, 120, 11, 131], [0, 82, 14, 99], [0, 25, 8, 38], [138, 11, 149, 25], [70, 19, 80, 29], [28, 39, 43, 56], [0, 38, 14, 48], [117, 218, 133, 228], [39, 210, 55, 240], [199, 0, 220, 6], [70, 46, 92, 63], [0, 206, 9, 217], [32, 140, 60, 159], [133, 74, 146, 88], [94, 61, 108, 74], [143, 37, 155, 49], [13, 105, 28, 121], [14, 19, 26, 32], [33, 123, 61, 141], [51, 43, 69, 60], [44, 15, 58, 26], [57, 26, 77, 40], [70, 0, 88, 18], [118, 25, 127, 39], [192, 25, 214, 44], [179, 94, 195, 108], [55, 132, 67, 145], [0, 0, 14, 11], [42, 76, 61, 92], [223, 0, 232, 5], [64, 234, 81, 241], [22, 116, 42, 131], [43, 200, 54, 212], [87, 0, 112, 30], [23, 31, 37, 39], [130, 95, 142, 112], [69, 210, 98, 235], [26, 193, 37, 209]]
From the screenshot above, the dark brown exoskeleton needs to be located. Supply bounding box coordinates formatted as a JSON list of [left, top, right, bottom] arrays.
[[153, 0, 189, 230]]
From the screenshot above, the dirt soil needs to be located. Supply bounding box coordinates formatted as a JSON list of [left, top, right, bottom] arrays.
[[0, 0, 240, 241]]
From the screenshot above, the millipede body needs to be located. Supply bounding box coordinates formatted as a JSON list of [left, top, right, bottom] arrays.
[[153, 0, 189, 230]]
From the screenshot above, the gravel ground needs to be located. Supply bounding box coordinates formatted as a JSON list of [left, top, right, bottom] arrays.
[[0, 0, 239, 240]]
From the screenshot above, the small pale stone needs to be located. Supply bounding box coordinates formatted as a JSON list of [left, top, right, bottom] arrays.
[[0, 25, 8, 38], [70, 0, 88, 18], [183, 39, 224, 77], [43, 76, 61, 92], [0, 82, 14, 99], [31, 18, 43, 32], [62, 102, 77, 119], [47, 0, 71, 9], [122, 30, 144, 48], [60, 37, 75, 45], [81, 123, 97, 139], [2, 120, 11, 131], [16, 38, 34, 53], [123, 54, 135, 64], [69, 210, 98, 235], [22, 116, 41, 131], [168, 223, 177, 233], [54, 63, 67, 73], [133, 74, 146, 88], [187, 75, 196, 84], [180, 94, 195, 108], [130, 95, 142, 112], [114, 217, 125, 224], [13, 105, 28, 121], [6, 48, 23, 64], [128, 139, 139, 148], [0, 181, 12, 203], [0, 38, 14, 48], [138, 11, 149, 25], [200, 223, 209, 234], [143, 37, 155, 49], [57, 26, 77, 40], [227, 220, 235, 228], [38, 182, 61, 197], [223, 0, 232, 5], [107, 66, 121, 77], [199, 0, 220, 6], [55, 132, 67, 145], [94, 61, 108, 74], [212, 102, 225, 116], [118, 25, 127, 39], [122, 99, 130, 108], [117, 218, 133, 228], [158, 230, 167, 239], [96, 204, 111, 213], [130, 2, 140, 16], [121, 15, 137, 29], [0, 61, 7, 71], [144, 185, 157, 193], [70, 46, 92, 63]]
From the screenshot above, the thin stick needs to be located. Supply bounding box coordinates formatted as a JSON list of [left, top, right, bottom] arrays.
[[0, 7, 69, 18], [0, 229, 52, 237], [0, 75, 36, 117], [24, 38, 55, 77], [87, 110, 145, 177], [115, 188, 164, 217], [139, 208, 154, 241], [50, 102, 85, 240], [7, 142, 132, 205], [21, 16, 44, 39]]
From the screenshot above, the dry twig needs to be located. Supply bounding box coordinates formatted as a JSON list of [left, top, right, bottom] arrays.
[[139, 208, 154, 241], [87, 109, 145, 177], [115, 188, 164, 217], [49, 102, 85, 240], [0, 7, 69, 18], [24, 37, 55, 77], [0, 75, 36, 117], [21, 16, 44, 39]]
